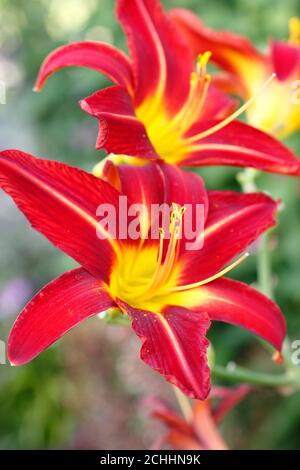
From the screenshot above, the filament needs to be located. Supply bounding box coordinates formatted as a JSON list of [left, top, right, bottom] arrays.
[[168, 252, 250, 293], [185, 73, 276, 144], [138, 204, 185, 297]]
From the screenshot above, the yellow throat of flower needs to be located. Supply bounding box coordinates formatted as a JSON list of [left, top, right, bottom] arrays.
[[135, 52, 212, 164], [246, 18, 300, 139], [289, 17, 300, 46], [109, 203, 184, 310], [135, 51, 279, 161], [109, 202, 249, 312]]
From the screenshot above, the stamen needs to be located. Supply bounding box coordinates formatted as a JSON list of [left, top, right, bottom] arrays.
[[156, 223, 180, 286], [167, 252, 250, 293], [185, 73, 277, 145], [140, 204, 185, 297], [289, 17, 300, 46], [192, 74, 211, 121], [129, 227, 166, 302], [197, 51, 212, 77], [154, 228, 165, 274], [154, 204, 184, 286], [180, 73, 211, 132], [180, 52, 212, 130], [129, 204, 186, 303], [162, 52, 212, 137], [170, 203, 185, 230]]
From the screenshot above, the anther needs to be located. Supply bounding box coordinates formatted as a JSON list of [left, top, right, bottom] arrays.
[[196, 51, 212, 76]]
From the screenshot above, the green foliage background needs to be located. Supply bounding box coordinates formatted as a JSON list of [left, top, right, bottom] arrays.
[[0, 0, 299, 449]]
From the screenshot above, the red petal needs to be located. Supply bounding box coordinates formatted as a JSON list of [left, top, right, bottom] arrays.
[[212, 73, 244, 97], [192, 401, 228, 450], [8, 268, 115, 365], [118, 300, 211, 400], [183, 120, 300, 176], [160, 164, 208, 254], [165, 431, 201, 450], [80, 86, 158, 157], [160, 162, 208, 217], [101, 160, 208, 250], [117, 0, 194, 113], [0, 150, 120, 281], [101, 160, 165, 243], [150, 399, 191, 435], [80, 85, 236, 161], [147, 398, 198, 449], [271, 40, 300, 81], [199, 85, 238, 122], [35, 41, 133, 92], [180, 191, 277, 284], [105, 160, 165, 208], [211, 385, 250, 423], [80, 85, 136, 116], [101, 160, 208, 219], [170, 8, 264, 96], [197, 278, 286, 351]]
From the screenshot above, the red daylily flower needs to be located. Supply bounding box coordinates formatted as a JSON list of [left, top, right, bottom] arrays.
[[0, 150, 286, 399], [148, 385, 250, 450], [35, 0, 300, 176], [171, 10, 300, 140]]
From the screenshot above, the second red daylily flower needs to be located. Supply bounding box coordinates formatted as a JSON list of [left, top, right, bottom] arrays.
[[0, 150, 286, 399], [35, 0, 300, 176], [171, 10, 300, 139], [148, 385, 250, 450]]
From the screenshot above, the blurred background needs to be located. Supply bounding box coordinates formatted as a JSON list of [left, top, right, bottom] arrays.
[[0, 0, 300, 449]]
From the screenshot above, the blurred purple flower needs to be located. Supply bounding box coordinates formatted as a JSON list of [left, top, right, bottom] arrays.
[[0, 278, 32, 319]]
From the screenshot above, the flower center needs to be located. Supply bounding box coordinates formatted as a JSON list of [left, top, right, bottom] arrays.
[[108, 203, 184, 309], [135, 52, 276, 162], [135, 53, 212, 163], [109, 202, 249, 311]]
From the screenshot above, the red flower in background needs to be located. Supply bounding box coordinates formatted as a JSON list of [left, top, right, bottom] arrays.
[[148, 385, 250, 450], [0, 150, 286, 399], [171, 10, 300, 139], [35, 0, 300, 176]]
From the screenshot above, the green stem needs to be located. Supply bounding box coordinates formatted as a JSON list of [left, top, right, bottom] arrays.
[[212, 364, 300, 388], [103, 308, 131, 326], [281, 337, 297, 373], [232, 169, 297, 384], [257, 232, 273, 298], [172, 385, 193, 421], [255, 211, 295, 368], [255, 232, 278, 355]]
